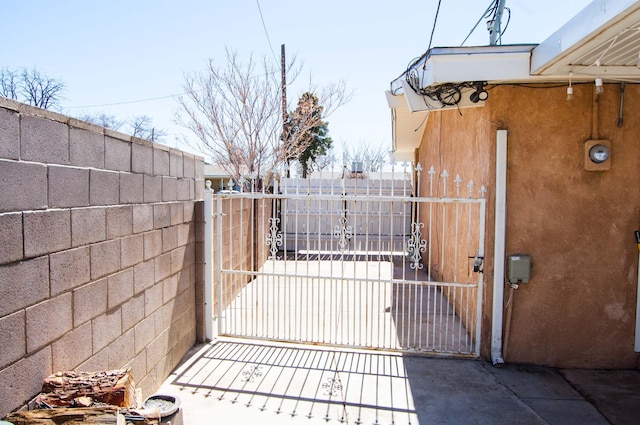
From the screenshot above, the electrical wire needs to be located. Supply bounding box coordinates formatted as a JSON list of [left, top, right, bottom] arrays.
[[427, 0, 443, 51], [461, 0, 498, 46], [256, 0, 278, 63], [65, 93, 183, 109], [494, 7, 511, 44]]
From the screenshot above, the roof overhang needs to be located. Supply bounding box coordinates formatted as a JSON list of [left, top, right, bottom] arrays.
[[388, 0, 640, 158], [532, 0, 640, 78]]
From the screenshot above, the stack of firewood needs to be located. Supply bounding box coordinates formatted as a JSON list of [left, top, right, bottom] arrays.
[[32, 369, 135, 409], [5, 406, 161, 425]]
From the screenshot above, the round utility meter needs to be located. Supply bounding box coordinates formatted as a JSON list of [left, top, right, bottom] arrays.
[[589, 144, 610, 164]]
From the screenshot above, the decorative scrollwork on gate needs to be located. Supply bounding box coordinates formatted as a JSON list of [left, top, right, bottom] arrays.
[[407, 222, 427, 269], [266, 217, 282, 260], [333, 210, 353, 252]]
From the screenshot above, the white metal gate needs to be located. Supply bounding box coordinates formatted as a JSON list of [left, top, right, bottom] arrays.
[[205, 164, 486, 356]]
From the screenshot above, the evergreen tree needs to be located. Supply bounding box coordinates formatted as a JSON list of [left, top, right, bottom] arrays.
[[283, 92, 333, 178]]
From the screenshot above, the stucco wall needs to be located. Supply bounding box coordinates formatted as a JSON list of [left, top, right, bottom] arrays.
[[0, 98, 205, 416], [417, 83, 640, 368], [416, 104, 497, 359]]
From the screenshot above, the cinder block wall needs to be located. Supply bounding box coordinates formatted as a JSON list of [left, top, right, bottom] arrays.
[[0, 98, 205, 416]]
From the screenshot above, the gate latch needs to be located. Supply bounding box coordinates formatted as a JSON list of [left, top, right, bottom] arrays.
[[469, 256, 484, 273]]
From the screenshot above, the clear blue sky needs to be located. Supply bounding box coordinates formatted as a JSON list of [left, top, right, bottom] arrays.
[[2, 0, 591, 159]]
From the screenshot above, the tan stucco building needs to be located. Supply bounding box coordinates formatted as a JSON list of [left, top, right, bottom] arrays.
[[388, 0, 640, 368]]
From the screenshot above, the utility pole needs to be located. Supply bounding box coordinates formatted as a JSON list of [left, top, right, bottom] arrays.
[[281, 44, 290, 177], [489, 0, 507, 45]]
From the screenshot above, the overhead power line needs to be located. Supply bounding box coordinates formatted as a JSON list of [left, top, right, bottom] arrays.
[[256, 0, 278, 63]]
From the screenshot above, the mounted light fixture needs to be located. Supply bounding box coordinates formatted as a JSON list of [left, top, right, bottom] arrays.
[[566, 72, 573, 101], [595, 76, 604, 95], [469, 82, 488, 103]]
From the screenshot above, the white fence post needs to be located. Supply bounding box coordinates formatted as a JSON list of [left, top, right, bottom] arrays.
[[203, 181, 214, 341]]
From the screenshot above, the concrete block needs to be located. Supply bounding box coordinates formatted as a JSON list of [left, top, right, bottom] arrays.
[[177, 178, 191, 201], [134, 315, 155, 354], [73, 277, 108, 326], [162, 177, 177, 201], [153, 148, 170, 176], [0, 310, 26, 369], [194, 200, 204, 224], [134, 259, 155, 294], [177, 263, 194, 294], [195, 179, 204, 200], [50, 246, 90, 296], [0, 212, 23, 264], [26, 293, 72, 352], [162, 226, 178, 253], [146, 329, 169, 370], [90, 239, 120, 279], [0, 107, 19, 159], [120, 173, 143, 204], [0, 159, 48, 213], [121, 233, 144, 268], [48, 165, 89, 208], [183, 154, 195, 179], [52, 321, 92, 372], [170, 150, 183, 178], [71, 207, 106, 247], [154, 302, 172, 336], [108, 328, 135, 370], [0, 256, 49, 317], [183, 201, 195, 223], [106, 205, 133, 239], [105, 136, 131, 172], [170, 202, 184, 226], [108, 268, 133, 309], [143, 174, 162, 202], [124, 351, 146, 389], [170, 246, 187, 275], [121, 292, 145, 332], [77, 348, 109, 375], [131, 143, 153, 174], [133, 204, 153, 234], [0, 347, 51, 419], [144, 282, 163, 316], [23, 209, 71, 257], [153, 203, 171, 229], [195, 160, 204, 179], [143, 230, 162, 261], [70, 127, 104, 169], [92, 307, 122, 354], [89, 169, 120, 206], [154, 252, 171, 283], [162, 274, 179, 303], [20, 115, 69, 164], [176, 223, 191, 247]]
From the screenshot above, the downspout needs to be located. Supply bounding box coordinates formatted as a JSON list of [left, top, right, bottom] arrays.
[[491, 129, 508, 364]]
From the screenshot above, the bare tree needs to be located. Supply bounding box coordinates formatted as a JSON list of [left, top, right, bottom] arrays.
[[0, 68, 19, 100], [20, 68, 65, 109], [176, 49, 351, 183], [341, 141, 389, 173], [77, 112, 166, 142], [0, 67, 65, 110], [77, 112, 124, 131]]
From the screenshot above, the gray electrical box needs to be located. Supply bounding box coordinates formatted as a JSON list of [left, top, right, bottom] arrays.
[[508, 254, 531, 284]]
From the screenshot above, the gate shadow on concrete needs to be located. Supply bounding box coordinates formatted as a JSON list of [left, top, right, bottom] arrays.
[[162, 340, 420, 424]]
